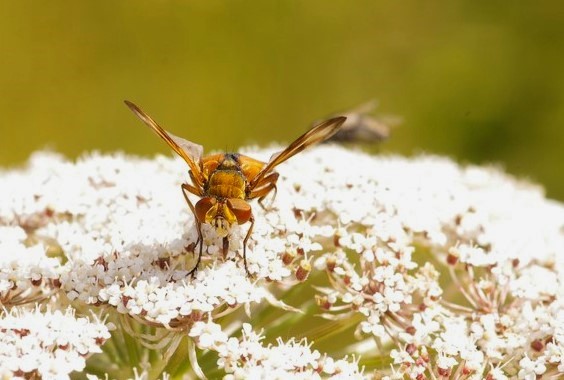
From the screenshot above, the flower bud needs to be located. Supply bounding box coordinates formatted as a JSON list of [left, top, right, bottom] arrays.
[[296, 259, 311, 282]]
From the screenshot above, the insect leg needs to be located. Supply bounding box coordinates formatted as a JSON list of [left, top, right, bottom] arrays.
[[258, 184, 277, 210], [189, 170, 204, 190], [243, 214, 255, 277], [181, 183, 203, 276], [248, 172, 279, 210], [182, 181, 203, 197]]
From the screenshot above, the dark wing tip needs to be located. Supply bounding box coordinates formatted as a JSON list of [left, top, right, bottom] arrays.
[[124, 100, 141, 114], [326, 116, 347, 135], [326, 116, 347, 130], [124, 100, 153, 125]]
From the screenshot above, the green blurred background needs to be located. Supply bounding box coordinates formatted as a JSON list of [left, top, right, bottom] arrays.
[[1, 1, 563, 200]]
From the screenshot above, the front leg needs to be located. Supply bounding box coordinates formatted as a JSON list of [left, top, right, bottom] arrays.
[[181, 183, 203, 276], [248, 171, 279, 210]]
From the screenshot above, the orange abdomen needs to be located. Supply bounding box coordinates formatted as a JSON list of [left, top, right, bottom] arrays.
[[206, 170, 246, 199]]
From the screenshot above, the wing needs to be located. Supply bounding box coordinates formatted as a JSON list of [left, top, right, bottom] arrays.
[[326, 100, 397, 143], [249, 116, 346, 189], [124, 100, 205, 184]]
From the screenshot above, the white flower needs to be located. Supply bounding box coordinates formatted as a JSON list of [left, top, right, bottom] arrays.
[[398, 306, 441, 346], [511, 265, 559, 300], [214, 323, 364, 379], [518, 355, 547, 379], [0, 306, 110, 379], [450, 243, 498, 267], [189, 320, 228, 350], [390, 349, 414, 364], [488, 366, 509, 380], [437, 352, 458, 370], [0, 226, 62, 306]]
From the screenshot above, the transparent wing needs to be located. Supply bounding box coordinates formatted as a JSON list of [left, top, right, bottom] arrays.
[[124, 100, 204, 183], [249, 116, 346, 189], [167, 130, 204, 162]]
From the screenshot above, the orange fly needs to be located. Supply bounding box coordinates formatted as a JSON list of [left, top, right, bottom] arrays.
[[125, 100, 346, 276]]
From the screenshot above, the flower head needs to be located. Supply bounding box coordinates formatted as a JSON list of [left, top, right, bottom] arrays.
[[0, 145, 562, 379]]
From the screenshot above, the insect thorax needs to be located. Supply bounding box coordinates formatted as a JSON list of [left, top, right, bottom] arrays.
[[206, 169, 246, 199]]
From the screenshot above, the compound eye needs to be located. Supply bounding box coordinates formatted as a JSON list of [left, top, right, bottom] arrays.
[[195, 197, 217, 223], [227, 198, 252, 224]]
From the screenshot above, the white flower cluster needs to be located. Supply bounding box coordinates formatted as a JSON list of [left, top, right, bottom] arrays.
[[97, 260, 264, 327], [0, 145, 562, 379], [0, 306, 110, 379], [189, 321, 364, 379], [0, 225, 62, 306], [0, 151, 299, 328], [291, 148, 564, 378], [386, 296, 564, 379], [389, 306, 487, 378]]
